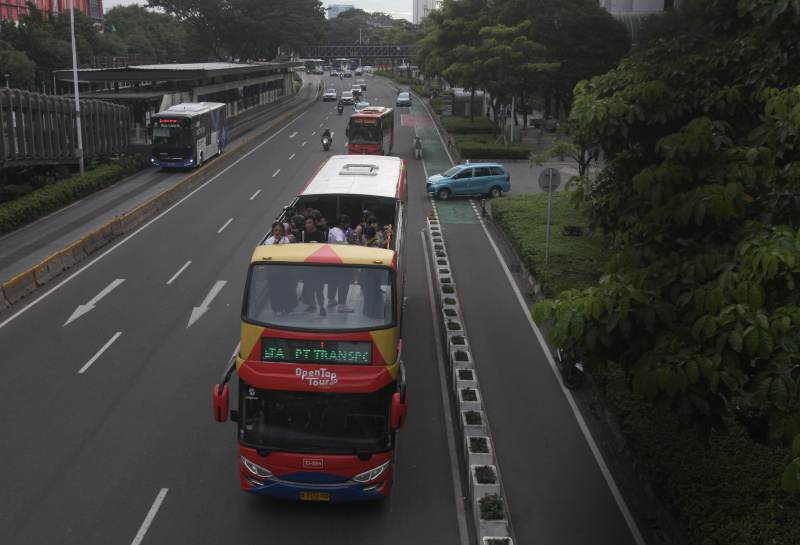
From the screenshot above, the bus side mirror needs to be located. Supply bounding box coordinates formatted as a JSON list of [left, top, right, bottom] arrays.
[[391, 392, 408, 429], [213, 384, 229, 422]]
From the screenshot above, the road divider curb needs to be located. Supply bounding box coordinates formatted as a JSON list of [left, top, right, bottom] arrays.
[[1, 269, 37, 305]]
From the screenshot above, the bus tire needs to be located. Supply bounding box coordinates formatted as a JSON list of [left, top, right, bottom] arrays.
[[489, 186, 502, 198], [437, 188, 451, 200]]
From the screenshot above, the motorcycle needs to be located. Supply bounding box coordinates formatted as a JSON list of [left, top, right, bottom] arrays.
[[321, 136, 332, 151], [337, 103, 343, 115], [554, 347, 585, 389]]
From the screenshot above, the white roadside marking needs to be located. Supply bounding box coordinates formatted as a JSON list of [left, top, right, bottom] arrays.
[[188, 280, 227, 328], [65, 278, 125, 326], [478, 217, 647, 545], [218, 219, 233, 233], [131, 488, 168, 545], [78, 332, 122, 374], [167, 261, 191, 285], [250, 189, 261, 201]]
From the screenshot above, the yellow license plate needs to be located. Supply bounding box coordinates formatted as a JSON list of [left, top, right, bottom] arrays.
[[300, 492, 330, 501]]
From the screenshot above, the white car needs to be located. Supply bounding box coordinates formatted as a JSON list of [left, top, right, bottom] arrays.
[[339, 91, 355, 105], [322, 89, 337, 101], [353, 101, 370, 113]]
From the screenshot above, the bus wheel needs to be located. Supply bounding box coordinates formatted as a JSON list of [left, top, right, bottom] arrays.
[[437, 188, 451, 200], [489, 186, 502, 198]]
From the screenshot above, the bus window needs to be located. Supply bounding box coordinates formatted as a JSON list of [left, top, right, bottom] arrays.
[[244, 263, 395, 330]]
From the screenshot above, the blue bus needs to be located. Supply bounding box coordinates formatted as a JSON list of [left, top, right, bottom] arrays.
[[150, 102, 227, 168]]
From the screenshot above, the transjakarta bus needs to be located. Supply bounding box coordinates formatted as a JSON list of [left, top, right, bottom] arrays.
[[149, 102, 227, 168], [347, 106, 394, 155], [213, 155, 408, 502]]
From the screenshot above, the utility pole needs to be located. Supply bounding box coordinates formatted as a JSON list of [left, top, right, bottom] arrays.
[[70, 0, 85, 176]]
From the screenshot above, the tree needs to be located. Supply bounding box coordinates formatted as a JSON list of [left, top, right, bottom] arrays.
[[0, 42, 36, 90], [531, 0, 800, 490]]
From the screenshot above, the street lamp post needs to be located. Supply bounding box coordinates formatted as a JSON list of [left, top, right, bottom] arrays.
[[69, 0, 84, 176]]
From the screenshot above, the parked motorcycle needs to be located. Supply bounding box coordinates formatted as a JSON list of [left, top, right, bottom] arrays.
[[322, 136, 332, 151], [554, 347, 585, 389]]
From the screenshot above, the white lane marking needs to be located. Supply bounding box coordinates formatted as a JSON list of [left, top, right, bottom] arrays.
[[218, 218, 233, 233], [131, 488, 168, 545], [0, 102, 315, 330], [65, 278, 125, 326], [301, 141, 307, 146], [478, 217, 647, 545], [188, 280, 227, 328], [273, 169, 280, 177], [250, 189, 261, 200], [311, 131, 317, 136], [78, 332, 122, 374], [167, 261, 191, 285], [289, 131, 297, 138], [289, 153, 295, 160], [421, 231, 470, 545]]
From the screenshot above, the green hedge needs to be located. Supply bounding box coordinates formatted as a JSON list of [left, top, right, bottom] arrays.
[[455, 134, 531, 160], [442, 116, 495, 134], [492, 191, 609, 298], [597, 367, 800, 545], [497, 190, 800, 544], [0, 155, 148, 234]]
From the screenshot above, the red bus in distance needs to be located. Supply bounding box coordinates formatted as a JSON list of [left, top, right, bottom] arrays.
[[346, 107, 394, 155]]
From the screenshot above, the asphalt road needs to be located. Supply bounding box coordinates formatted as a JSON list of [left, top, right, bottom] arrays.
[[0, 73, 648, 545]]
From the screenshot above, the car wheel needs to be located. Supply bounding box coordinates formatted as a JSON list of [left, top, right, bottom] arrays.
[[437, 188, 451, 200], [489, 186, 502, 198]]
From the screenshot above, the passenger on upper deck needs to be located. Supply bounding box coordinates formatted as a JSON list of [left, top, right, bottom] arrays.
[[265, 222, 290, 245]]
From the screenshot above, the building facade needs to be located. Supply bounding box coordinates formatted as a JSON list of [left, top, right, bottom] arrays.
[[327, 4, 354, 19], [412, 0, 438, 24], [0, 0, 103, 27]]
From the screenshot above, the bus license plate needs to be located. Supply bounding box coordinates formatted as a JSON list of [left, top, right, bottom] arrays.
[[300, 492, 330, 501]]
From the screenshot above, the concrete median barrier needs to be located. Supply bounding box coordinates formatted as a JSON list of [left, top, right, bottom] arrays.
[[33, 253, 62, 286], [2, 270, 37, 304]]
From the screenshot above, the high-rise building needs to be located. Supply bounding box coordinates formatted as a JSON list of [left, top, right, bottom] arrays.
[[413, 0, 439, 24], [0, 0, 103, 26], [328, 4, 354, 19]]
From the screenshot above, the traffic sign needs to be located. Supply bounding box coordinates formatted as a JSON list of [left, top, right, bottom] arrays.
[[538, 167, 561, 192]]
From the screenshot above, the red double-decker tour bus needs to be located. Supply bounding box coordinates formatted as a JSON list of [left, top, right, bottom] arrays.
[[346, 106, 394, 155], [213, 155, 408, 502]]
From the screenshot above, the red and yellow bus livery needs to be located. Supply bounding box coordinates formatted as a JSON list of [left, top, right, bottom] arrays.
[[346, 106, 394, 155]]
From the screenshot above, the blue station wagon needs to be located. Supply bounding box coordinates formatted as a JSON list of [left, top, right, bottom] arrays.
[[396, 92, 412, 107], [426, 163, 511, 200]]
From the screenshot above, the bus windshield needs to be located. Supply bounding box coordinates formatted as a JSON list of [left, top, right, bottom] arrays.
[[244, 263, 395, 330], [348, 121, 380, 145], [152, 126, 192, 148], [240, 381, 394, 453]]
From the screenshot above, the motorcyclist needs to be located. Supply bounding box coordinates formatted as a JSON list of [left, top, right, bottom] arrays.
[[337, 100, 344, 114], [321, 128, 332, 148]]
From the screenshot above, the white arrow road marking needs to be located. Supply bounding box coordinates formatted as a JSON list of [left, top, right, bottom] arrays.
[[65, 278, 125, 326], [188, 280, 227, 328], [289, 131, 298, 138], [78, 332, 122, 374]]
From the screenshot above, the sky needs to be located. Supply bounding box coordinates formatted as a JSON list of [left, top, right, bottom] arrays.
[[101, 0, 413, 22]]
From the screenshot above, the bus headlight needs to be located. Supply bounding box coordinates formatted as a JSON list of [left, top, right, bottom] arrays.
[[240, 455, 273, 479], [353, 460, 390, 483]]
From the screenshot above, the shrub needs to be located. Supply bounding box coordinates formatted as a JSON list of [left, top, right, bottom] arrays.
[[438, 268, 450, 274], [470, 436, 489, 453], [444, 297, 456, 304], [458, 369, 473, 380], [436, 250, 445, 257], [446, 319, 461, 330], [455, 350, 470, 361], [474, 465, 496, 484], [478, 493, 504, 520], [442, 283, 454, 293], [439, 277, 452, 283], [464, 410, 482, 425], [461, 388, 477, 401], [486, 539, 510, 545], [456, 134, 530, 160], [438, 259, 448, 266], [444, 308, 457, 316], [441, 117, 495, 134], [451, 335, 465, 345]]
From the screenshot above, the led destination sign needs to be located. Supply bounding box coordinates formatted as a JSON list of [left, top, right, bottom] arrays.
[[351, 117, 377, 124], [261, 338, 372, 365]]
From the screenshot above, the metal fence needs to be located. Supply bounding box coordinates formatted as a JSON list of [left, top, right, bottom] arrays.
[[0, 89, 131, 167]]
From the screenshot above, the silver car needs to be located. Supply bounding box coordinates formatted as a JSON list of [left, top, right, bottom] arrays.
[[322, 89, 337, 101]]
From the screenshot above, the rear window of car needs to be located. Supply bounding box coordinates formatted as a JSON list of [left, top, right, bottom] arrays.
[[489, 167, 506, 176], [398, 93, 409, 98]]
